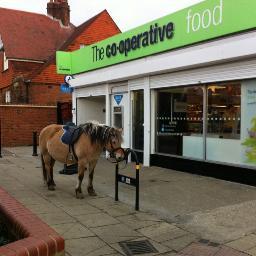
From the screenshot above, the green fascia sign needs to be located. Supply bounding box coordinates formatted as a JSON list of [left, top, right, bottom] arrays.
[[57, 0, 256, 75]]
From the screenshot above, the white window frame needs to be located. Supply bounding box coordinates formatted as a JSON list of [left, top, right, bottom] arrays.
[[3, 51, 8, 71], [5, 90, 11, 103]]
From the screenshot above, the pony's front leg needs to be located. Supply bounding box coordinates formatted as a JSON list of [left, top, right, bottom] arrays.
[[87, 160, 98, 196], [43, 154, 56, 191], [75, 161, 87, 199]]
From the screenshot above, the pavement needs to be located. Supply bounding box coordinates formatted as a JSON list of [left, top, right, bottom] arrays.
[[1, 147, 256, 255]]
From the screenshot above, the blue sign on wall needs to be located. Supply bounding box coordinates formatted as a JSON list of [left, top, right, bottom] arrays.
[[114, 95, 123, 105], [60, 83, 73, 93]]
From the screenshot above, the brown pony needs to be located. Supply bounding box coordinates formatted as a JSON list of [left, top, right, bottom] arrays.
[[39, 121, 123, 199]]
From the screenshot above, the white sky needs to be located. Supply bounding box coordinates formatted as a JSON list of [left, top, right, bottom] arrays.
[[0, 0, 205, 32]]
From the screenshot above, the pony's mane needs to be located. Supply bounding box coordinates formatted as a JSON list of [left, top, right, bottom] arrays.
[[79, 121, 122, 146]]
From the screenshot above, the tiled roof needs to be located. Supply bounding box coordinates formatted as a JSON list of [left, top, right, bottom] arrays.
[[0, 7, 75, 61]]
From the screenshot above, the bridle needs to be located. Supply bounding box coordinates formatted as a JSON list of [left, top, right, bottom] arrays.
[[105, 135, 125, 163]]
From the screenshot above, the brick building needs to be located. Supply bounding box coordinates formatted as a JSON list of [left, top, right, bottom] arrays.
[[0, 0, 121, 146]]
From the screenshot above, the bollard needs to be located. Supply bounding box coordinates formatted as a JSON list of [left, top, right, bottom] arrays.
[[32, 131, 38, 156], [0, 119, 2, 158], [135, 162, 140, 211]]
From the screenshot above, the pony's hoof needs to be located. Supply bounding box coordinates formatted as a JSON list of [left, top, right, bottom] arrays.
[[75, 190, 84, 199], [76, 193, 84, 199], [48, 185, 55, 191], [88, 187, 97, 196]]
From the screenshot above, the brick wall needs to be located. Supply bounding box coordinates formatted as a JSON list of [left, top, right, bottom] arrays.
[[0, 105, 57, 146], [28, 83, 71, 105]]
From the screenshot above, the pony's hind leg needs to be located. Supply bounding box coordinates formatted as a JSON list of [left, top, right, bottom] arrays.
[[87, 160, 97, 196], [43, 154, 56, 191], [75, 161, 87, 199]]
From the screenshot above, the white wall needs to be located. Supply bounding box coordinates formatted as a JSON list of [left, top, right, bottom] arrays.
[[77, 96, 105, 125]]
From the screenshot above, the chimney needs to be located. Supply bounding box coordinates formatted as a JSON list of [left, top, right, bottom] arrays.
[[47, 0, 70, 27]]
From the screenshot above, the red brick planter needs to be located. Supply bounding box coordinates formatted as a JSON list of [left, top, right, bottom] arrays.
[[0, 188, 64, 256]]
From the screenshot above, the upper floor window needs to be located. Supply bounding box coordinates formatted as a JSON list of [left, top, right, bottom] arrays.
[[3, 51, 8, 71]]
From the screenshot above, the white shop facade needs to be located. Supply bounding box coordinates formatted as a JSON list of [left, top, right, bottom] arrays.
[[57, 0, 256, 183]]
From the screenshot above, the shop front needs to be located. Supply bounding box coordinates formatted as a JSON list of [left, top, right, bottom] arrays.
[[56, 0, 256, 183]]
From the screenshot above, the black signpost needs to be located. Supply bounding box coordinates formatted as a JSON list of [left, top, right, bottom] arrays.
[[115, 149, 140, 211]]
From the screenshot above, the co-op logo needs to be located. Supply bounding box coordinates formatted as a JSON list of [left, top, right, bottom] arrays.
[[91, 22, 174, 62]]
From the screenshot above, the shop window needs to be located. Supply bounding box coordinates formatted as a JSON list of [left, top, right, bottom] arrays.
[[207, 84, 241, 139], [155, 86, 203, 159], [206, 83, 241, 164]]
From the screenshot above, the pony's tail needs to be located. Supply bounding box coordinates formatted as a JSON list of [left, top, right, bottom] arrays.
[[41, 154, 47, 183]]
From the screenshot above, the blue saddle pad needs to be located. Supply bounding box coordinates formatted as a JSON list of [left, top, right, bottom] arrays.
[[61, 124, 82, 145], [61, 125, 73, 145]]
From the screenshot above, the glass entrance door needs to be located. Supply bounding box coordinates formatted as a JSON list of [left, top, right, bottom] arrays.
[[132, 90, 144, 150]]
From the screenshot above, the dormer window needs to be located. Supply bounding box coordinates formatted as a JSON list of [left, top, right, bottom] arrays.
[[3, 52, 8, 71]]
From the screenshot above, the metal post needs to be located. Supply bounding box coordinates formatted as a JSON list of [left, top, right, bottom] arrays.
[[128, 148, 140, 211], [135, 162, 140, 211], [32, 131, 38, 156], [115, 163, 119, 201], [0, 119, 2, 158]]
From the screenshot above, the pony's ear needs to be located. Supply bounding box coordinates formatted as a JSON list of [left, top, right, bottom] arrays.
[[117, 128, 123, 133]]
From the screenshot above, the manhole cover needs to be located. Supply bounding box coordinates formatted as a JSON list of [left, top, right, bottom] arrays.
[[119, 240, 158, 255]]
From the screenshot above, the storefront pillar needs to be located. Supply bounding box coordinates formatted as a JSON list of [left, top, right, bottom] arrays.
[[143, 77, 150, 166], [105, 85, 111, 126], [72, 91, 77, 125]]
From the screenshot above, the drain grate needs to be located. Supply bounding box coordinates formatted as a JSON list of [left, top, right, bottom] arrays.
[[119, 240, 158, 255]]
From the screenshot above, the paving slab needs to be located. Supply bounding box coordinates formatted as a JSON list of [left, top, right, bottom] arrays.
[[52, 222, 95, 240], [85, 245, 119, 256], [226, 234, 256, 252], [138, 222, 184, 243], [65, 237, 109, 256], [246, 246, 256, 256], [180, 242, 220, 256], [101, 204, 135, 217], [161, 233, 199, 252], [75, 212, 120, 228], [86, 197, 120, 209], [117, 212, 163, 230], [61, 204, 101, 216], [91, 223, 143, 244], [37, 211, 76, 225]]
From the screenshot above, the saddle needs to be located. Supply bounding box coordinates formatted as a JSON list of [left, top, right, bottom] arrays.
[[61, 123, 83, 161]]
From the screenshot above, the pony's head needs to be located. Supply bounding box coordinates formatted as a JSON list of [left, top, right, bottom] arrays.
[[105, 127, 124, 161], [81, 122, 124, 161]]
